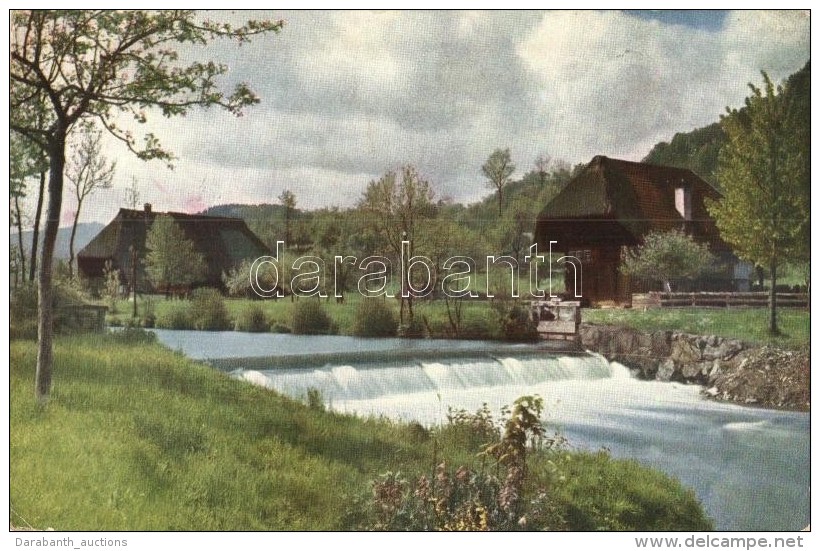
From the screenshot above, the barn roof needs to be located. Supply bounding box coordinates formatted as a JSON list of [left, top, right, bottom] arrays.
[[78, 206, 271, 286], [536, 156, 722, 244]]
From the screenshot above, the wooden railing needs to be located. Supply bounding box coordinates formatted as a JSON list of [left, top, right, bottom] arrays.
[[647, 292, 809, 309]]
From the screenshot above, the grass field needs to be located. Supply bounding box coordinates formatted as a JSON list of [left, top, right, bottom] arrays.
[[10, 334, 712, 531], [583, 306, 810, 350]]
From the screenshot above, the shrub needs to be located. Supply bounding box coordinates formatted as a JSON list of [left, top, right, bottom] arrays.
[[155, 304, 195, 330], [109, 327, 158, 345], [352, 299, 397, 337], [397, 316, 425, 338], [459, 309, 500, 340], [190, 288, 231, 331], [271, 322, 292, 334], [141, 297, 156, 328], [291, 300, 332, 335], [10, 280, 100, 337], [367, 396, 551, 531], [305, 387, 325, 411], [234, 304, 269, 333], [498, 303, 539, 342]]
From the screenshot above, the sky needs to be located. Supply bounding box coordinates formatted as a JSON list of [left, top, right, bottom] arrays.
[[12, 9, 811, 226]]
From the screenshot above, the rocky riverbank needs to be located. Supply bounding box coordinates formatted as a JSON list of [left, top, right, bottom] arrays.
[[579, 323, 809, 412]]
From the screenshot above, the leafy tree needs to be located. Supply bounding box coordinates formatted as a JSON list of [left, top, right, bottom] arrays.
[[621, 230, 715, 292], [482, 148, 515, 217], [358, 165, 436, 322], [10, 10, 282, 402], [707, 67, 810, 335], [145, 215, 207, 293], [278, 189, 296, 245], [65, 124, 116, 279]]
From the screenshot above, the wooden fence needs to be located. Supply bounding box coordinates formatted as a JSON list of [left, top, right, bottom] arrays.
[[645, 292, 809, 309]]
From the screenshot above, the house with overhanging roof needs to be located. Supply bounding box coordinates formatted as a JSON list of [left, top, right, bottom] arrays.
[[535, 156, 740, 305], [78, 204, 270, 293]]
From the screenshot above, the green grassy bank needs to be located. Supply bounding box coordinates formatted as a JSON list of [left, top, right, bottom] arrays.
[[10, 334, 712, 531], [583, 307, 810, 350], [109, 292, 810, 350]]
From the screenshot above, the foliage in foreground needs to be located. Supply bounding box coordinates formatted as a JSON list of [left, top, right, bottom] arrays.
[[10, 336, 713, 531], [365, 397, 711, 531]]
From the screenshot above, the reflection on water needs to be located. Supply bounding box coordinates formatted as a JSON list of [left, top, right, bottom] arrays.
[[152, 329, 810, 531]]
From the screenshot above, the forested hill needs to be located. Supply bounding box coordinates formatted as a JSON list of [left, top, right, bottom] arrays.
[[642, 122, 725, 186], [643, 60, 810, 189]]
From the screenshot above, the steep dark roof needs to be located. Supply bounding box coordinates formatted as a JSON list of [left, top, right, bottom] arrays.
[[78, 207, 271, 288], [536, 155, 722, 243]]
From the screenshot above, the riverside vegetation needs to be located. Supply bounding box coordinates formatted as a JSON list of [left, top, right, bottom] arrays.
[[10, 332, 713, 531]]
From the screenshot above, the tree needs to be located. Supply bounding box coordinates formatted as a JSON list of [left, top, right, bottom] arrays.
[[145, 215, 207, 293], [707, 67, 810, 335], [482, 148, 515, 216], [278, 189, 296, 245], [10, 134, 35, 284], [125, 177, 141, 210], [621, 230, 715, 293], [10, 10, 283, 402], [533, 154, 552, 187], [358, 165, 436, 323], [65, 124, 116, 279]]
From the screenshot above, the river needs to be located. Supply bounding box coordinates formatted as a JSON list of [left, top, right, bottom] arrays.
[[152, 329, 810, 531]]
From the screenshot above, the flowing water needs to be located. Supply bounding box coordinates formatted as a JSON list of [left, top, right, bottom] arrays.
[[152, 329, 810, 531]]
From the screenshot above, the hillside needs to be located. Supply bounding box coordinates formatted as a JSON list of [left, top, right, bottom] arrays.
[[642, 122, 725, 186], [10, 222, 104, 262], [643, 61, 810, 188]]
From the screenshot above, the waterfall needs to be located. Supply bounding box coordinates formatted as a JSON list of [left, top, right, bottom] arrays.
[[236, 352, 616, 403]]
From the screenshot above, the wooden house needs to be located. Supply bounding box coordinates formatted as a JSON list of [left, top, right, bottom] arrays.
[[78, 204, 270, 293], [534, 156, 735, 305]]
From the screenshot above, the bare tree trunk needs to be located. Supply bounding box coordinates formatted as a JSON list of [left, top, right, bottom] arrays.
[[14, 195, 26, 284], [768, 258, 779, 335], [68, 202, 82, 280], [36, 130, 66, 404], [29, 170, 46, 282]]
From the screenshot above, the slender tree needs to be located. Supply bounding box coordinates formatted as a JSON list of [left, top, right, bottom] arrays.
[[10, 10, 283, 403], [482, 148, 515, 216], [708, 68, 810, 335], [125, 177, 141, 210], [278, 189, 296, 245], [65, 124, 116, 279]]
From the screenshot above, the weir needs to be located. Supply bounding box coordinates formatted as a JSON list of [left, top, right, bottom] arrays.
[[233, 352, 616, 403], [151, 329, 810, 531]]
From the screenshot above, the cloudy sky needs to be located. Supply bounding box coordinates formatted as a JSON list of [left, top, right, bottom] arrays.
[[51, 9, 809, 226]]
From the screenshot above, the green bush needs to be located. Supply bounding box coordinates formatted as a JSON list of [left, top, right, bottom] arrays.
[[498, 303, 539, 342], [234, 304, 269, 333], [140, 297, 156, 328], [155, 304, 195, 330], [190, 288, 231, 331], [10, 280, 98, 337], [352, 299, 397, 337], [459, 309, 500, 340], [271, 322, 292, 334], [109, 327, 158, 345], [291, 300, 333, 335]]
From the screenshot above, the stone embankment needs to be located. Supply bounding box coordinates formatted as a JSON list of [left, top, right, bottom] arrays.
[[579, 324, 809, 411]]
